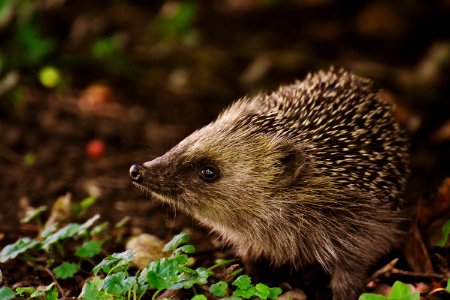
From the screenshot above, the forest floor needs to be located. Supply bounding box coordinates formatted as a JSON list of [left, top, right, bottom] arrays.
[[0, 1, 450, 299]]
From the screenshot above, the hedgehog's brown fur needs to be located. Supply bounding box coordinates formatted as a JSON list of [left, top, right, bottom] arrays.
[[131, 68, 409, 300]]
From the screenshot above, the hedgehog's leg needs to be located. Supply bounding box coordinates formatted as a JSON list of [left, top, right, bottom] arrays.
[[330, 266, 366, 300]]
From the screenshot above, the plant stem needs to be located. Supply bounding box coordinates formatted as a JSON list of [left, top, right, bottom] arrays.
[[44, 268, 65, 297], [152, 289, 162, 300], [207, 259, 237, 271]]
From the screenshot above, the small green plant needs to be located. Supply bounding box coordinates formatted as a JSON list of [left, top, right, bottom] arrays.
[[83, 232, 282, 299], [0, 196, 103, 299], [359, 281, 420, 300], [230, 275, 281, 299], [0, 198, 282, 299], [53, 262, 78, 279], [15, 282, 58, 299], [210, 280, 228, 297]]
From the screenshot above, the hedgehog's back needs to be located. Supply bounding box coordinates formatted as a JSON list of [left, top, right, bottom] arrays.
[[231, 69, 409, 206]]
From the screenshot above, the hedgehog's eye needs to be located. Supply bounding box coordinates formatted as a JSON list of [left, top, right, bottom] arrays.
[[200, 166, 218, 182]]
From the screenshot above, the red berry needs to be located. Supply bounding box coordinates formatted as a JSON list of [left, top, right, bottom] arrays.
[[87, 139, 105, 160]]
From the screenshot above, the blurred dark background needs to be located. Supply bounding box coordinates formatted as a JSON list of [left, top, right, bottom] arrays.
[[0, 0, 449, 269]]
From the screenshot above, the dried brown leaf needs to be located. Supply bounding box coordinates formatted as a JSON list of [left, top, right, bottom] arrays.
[[417, 178, 450, 228], [125, 233, 166, 269], [43, 193, 72, 230], [403, 222, 434, 273]]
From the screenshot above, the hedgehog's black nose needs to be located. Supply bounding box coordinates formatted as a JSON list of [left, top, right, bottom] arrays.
[[129, 164, 143, 183]]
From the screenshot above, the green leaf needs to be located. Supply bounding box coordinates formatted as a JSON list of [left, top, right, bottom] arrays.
[[45, 287, 58, 300], [40, 223, 57, 239], [195, 267, 211, 285], [41, 223, 81, 249], [209, 258, 237, 271], [163, 232, 190, 252], [30, 289, 47, 298], [174, 265, 211, 290], [80, 276, 112, 300], [359, 294, 387, 300], [232, 275, 252, 290], [0, 287, 15, 300], [255, 283, 270, 299], [76, 240, 102, 259], [196, 267, 210, 280], [173, 253, 189, 265], [146, 270, 170, 290], [269, 287, 282, 299], [144, 252, 199, 290], [389, 281, 419, 300], [0, 237, 38, 263], [53, 262, 78, 279], [92, 250, 135, 275], [146, 257, 179, 290], [72, 196, 98, 217], [232, 286, 255, 299], [210, 281, 228, 297], [80, 196, 97, 215], [438, 219, 450, 247], [103, 272, 135, 295], [78, 214, 101, 232], [31, 283, 55, 298], [42, 214, 100, 250], [16, 287, 36, 296], [90, 222, 108, 236], [191, 295, 207, 300], [179, 245, 196, 254], [232, 275, 256, 299], [20, 205, 47, 223], [446, 278, 450, 293]]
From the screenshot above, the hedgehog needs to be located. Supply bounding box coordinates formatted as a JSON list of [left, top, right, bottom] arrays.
[[129, 68, 409, 299]]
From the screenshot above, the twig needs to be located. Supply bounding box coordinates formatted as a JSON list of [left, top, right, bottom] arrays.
[[369, 258, 445, 280], [369, 258, 398, 280], [428, 287, 448, 296], [44, 268, 65, 298], [390, 267, 445, 279]]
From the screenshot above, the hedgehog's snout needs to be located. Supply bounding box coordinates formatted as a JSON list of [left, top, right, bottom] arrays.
[[129, 163, 144, 183]]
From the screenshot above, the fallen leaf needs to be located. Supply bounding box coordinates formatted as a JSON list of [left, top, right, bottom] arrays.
[[403, 222, 434, 273], [125, 233, 166, 269], [43, 193, 72, 230], [417, 178, 450, 228]]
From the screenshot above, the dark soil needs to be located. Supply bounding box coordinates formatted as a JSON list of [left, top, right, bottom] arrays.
[[1, 1, 450, 298]]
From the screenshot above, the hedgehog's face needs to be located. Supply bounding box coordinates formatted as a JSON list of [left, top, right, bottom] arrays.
[[130, 122, 307, 230]]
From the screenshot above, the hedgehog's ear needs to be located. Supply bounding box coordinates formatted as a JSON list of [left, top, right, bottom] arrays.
[[279, 143, 306, 183]]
